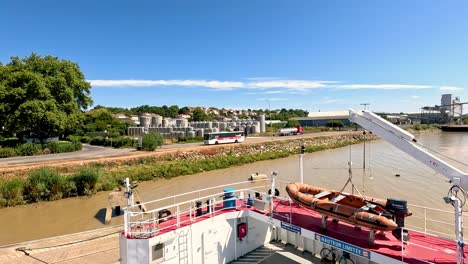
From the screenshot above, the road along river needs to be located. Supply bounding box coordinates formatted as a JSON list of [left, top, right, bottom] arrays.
[[1, 132, 467, 245]]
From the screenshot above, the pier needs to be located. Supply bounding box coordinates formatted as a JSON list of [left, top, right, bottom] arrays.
[[0, 226, 121, 264]]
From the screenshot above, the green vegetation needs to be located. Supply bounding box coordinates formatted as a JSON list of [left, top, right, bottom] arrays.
[[0, 136, 368, 207], [175, 137, 204, 144], [270, 108, 309, 121], [142, 132, 164, 150], [286, 119, 300, 128], [0, 167, 102, 207], [190, 107, 208, 121], [327, 120, 344, 128], [0, 140, 82, 158], [0, 53, 92, 142], [407, 124, 434, 131]]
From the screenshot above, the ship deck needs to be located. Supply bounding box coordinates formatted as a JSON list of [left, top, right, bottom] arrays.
[[124, 198, 466, 264], [3, 198, 466, 263], [271, 199, 466, 264]]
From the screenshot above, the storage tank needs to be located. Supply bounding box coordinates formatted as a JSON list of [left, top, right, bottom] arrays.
[[139, 116, 151, 128], [250, 126, 258, 134], [151, 115, 163, 127], [219, 123, 226, 131], [196, 129, 204, 138], [187, 131, 196, 138], [258, 115, 266, 133]]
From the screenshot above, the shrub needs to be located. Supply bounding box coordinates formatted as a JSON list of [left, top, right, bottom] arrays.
[[45, 142, 59, 153], [112, 137, 134, 148], [0, 137, 22, 148], [80, 136, 92, 144], [0, 147, 17, 158], [44, 142, 81, 153], [25, 168, 62, 202], [71, 167, 101, 195], [66, 135, 81, 143], [142, 132, 163, 151], [57, 142, 77, 153], [15, 143, 42, 156], [90, 136, 105, 146], [327, 120, 344, 128], [0, 179, 25, 207]]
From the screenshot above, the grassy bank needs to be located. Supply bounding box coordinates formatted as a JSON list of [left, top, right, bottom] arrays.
[[0, 134, 373, 208]]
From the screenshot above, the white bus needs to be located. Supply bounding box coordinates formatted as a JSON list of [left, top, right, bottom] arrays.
[[203, 131, 245, 145]]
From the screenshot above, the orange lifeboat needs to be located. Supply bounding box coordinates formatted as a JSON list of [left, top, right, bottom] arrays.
[[286, 183, 412, 231]]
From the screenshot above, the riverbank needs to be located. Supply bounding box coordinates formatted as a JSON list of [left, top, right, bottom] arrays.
[[0, 132, 375, 208]]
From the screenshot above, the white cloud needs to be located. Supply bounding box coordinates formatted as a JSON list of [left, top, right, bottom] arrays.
[[440, 86, 464, 91], [338, 84, 433, 90], [319, 98, 344, 104], [410, 95, 420, 99], [89, 79, 462, 94], [257, 98, 288, 102], [243, 77, 283, 81], [248, 80, 332, 91], [89, 79, 245, 90]]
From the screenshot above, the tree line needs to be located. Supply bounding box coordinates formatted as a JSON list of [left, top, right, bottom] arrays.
[[0, 54, 310, 142]]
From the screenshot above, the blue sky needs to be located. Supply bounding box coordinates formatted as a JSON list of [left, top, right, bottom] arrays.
[[1, 0, 467, 113]]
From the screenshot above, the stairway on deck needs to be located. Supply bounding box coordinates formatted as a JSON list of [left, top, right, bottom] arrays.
[[229, 242, 321, 264]]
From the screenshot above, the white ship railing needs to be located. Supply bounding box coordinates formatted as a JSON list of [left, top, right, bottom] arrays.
[[124, 180, 271, 238], [124, 179, 468, 243]]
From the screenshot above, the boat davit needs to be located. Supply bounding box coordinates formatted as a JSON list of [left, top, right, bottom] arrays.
[[286, 183, 412, 231]]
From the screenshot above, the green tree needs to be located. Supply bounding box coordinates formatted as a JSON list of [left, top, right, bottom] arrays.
[[168, 105, 179, 118], [142, 132, 163, 151], [178, 106, 190, 115], [327, 120, 344, 130], [191, 107, 208, 121], [286, 119, 300, 128], [0, 54, 92, 141]]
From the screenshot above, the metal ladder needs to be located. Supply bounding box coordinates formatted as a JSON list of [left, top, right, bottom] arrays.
[[178, 230, 190, 264]]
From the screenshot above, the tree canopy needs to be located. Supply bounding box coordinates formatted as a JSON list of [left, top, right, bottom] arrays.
[[271, 108, 309, 121], [0, 54, 92, 141], [190, 107, 208, 121]]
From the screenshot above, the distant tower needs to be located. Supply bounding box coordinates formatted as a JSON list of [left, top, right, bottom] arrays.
[[441, 94, 452, 112]]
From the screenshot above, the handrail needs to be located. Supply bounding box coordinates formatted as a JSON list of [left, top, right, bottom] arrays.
[[128, 186, 266, 215], [124, 179, 467, 243], [130, 179, 269, 209]]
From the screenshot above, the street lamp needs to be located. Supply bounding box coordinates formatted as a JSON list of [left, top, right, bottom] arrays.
[[104, 130, 112, 148], [267, 99, 272, 132]]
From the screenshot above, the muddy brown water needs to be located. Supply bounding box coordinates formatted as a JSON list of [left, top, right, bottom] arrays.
[[1, 132, 468, 245]]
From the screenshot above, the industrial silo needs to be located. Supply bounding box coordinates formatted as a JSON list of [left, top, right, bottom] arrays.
[[219, 122, 226, 131], [187, 131, 196, 138], [139, 116, 151, 129], [196, 129, 204, 138], [250, 126, 257, 134], [151, 115, 162, 127], [258, 115, 266, 133]]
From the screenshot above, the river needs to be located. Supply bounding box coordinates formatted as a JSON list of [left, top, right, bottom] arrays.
[[1, 132, 468, 245]]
